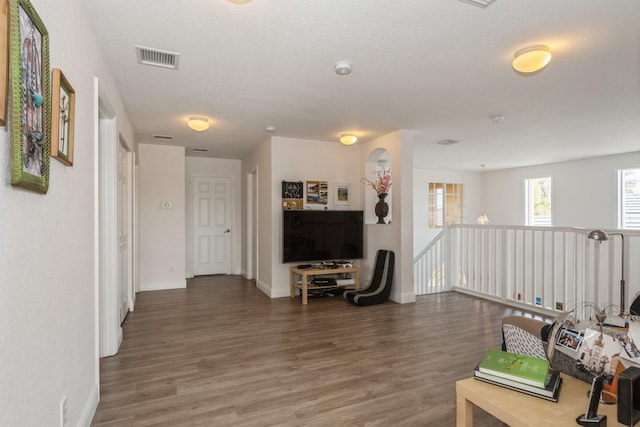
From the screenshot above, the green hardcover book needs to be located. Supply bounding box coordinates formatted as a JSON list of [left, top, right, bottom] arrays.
[[478, 349, 549, 389]]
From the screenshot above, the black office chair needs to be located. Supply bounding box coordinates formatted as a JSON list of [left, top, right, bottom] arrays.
[[344, 249, 394, 306]]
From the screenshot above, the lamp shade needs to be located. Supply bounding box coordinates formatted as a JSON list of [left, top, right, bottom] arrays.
[[477, 213, 490, 224], [512, 45, 551, 74], [588, 229, 609, 242], [188, 117, 210, 132], [340, 133, 357, 145]]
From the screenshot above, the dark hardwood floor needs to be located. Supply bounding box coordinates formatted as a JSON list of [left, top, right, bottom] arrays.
[[92, 275, 539, 426]]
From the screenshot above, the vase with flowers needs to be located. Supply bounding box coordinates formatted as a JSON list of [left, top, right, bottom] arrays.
[[362, 168, 392, 224]]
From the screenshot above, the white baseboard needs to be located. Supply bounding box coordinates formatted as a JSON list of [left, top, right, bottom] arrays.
[[79, 382, 99, 427], [139, 279, 187, 292], [390, 291, 416, 304], [256, 279, 271, 297]]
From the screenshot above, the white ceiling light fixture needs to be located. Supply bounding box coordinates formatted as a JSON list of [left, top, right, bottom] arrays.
[[265, 125, 276, 133], [227, 0, 252, 4], [457, 0, 497, 8], [435, 139, 459, 146], [340, 133, 357, 145], [512, 45, 552, 74], [335, 61, 352, 75], [188, 116, 210, 132]]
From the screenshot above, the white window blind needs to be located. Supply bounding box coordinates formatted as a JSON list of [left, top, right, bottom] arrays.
[[620, 168, 640, 230]]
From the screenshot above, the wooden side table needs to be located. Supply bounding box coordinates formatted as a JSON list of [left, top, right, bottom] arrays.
[[456, 375, 624, 426], [290, 266, 360, 305]]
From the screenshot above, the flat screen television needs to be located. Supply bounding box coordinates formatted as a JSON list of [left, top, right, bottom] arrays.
[[283, 210, 364, 263]]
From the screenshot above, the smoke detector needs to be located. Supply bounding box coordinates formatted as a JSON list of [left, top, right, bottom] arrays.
[[335, 61, 352, 75]]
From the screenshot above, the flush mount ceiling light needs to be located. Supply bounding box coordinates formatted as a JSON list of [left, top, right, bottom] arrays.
[[335, 61, 352, 75], [512, 45, 552, 74], [435, 139, 459, 146], [458, 0, 497, 8], [340, 133, 357, 145], [188, 117, 210, 132], [227, 0, 252, 3], [265, 125, 276, 133]]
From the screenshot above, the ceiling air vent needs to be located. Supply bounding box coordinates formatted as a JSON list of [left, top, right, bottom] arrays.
[[153, 135, 173, 142], [457, 0, 496, 8], [136, 46, 180, 70]]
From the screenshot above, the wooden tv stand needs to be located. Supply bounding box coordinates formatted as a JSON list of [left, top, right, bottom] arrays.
[[290, 265, 360, 305]]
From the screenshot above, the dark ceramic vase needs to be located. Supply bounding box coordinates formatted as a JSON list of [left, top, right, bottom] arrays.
[[375, 193, 389, 224]]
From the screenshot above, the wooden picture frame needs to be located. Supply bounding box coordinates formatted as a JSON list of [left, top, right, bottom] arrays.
[[0, 0, 8, 126], [8, 0, 50, 193], [334, 183, 351, 206], [51, 68, 74, 166], [307, 180, 328, 205]]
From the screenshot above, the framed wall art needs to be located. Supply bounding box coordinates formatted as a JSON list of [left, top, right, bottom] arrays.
[[334, 183, 351, 207], [8, 0, 50, 193], [281, 180, 304, 210], [307, 180, 328, 205], [51, 68, 75, 166], [0, 0, 7, 126]]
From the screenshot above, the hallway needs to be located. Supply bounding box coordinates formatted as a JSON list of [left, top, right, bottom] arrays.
[[92, 275, 516, 426]]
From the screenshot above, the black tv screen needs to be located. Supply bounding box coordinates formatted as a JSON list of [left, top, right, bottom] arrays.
[[283, 210, 364, 263]]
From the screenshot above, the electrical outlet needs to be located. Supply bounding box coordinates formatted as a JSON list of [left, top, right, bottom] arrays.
[[60, 396, 68, 426]]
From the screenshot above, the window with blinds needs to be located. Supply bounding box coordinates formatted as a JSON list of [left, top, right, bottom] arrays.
[[428, 182, 463, 228], [525, 177, 552, 226], [620, 168, 640, 230]]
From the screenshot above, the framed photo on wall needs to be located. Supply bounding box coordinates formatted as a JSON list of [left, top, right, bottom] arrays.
[[334, 183, 351, 206], [8, 0, 51, 193], [307, 180, 328, 205], [281, 180, 304, 210], [51, 68, 75, 166]]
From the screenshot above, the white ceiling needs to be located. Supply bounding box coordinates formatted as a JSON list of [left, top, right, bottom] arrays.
[[85, 0, 640, 171]]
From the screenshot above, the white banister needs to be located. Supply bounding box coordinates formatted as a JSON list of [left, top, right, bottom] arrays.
[[415, 224, 640, 318]]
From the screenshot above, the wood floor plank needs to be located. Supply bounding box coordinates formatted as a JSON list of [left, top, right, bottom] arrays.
[[92, 275, 544, 426]]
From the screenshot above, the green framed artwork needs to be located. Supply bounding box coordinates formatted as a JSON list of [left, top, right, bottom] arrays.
[[0, 0, 8, 126], [8, 0, 50, 193]]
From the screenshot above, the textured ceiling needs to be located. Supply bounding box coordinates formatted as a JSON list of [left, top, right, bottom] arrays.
[[84, 0, 640, 171]]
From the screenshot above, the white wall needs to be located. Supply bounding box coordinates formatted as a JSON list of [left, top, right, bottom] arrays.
[[412, 169, 482, 255], [0, 0, 133, 424], [360, 131, 415, 303], [484, 151, 640, 228], [138, 144, 187, 291], [185, 157, 242, 277], [241, 137, 273, 294], [269, 137, 363, 297]]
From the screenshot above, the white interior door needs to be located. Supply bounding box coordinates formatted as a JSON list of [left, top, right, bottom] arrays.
[[117, 141, 129, 324], [193, 176, 232, 275]]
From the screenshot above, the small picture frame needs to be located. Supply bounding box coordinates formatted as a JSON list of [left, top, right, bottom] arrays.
[[8, 0, 51, 193], [334, 183, 351, 206], [51, 68, 75, 166]]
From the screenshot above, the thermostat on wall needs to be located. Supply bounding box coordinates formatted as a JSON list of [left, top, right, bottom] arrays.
[[162, 201, 173, 209]]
